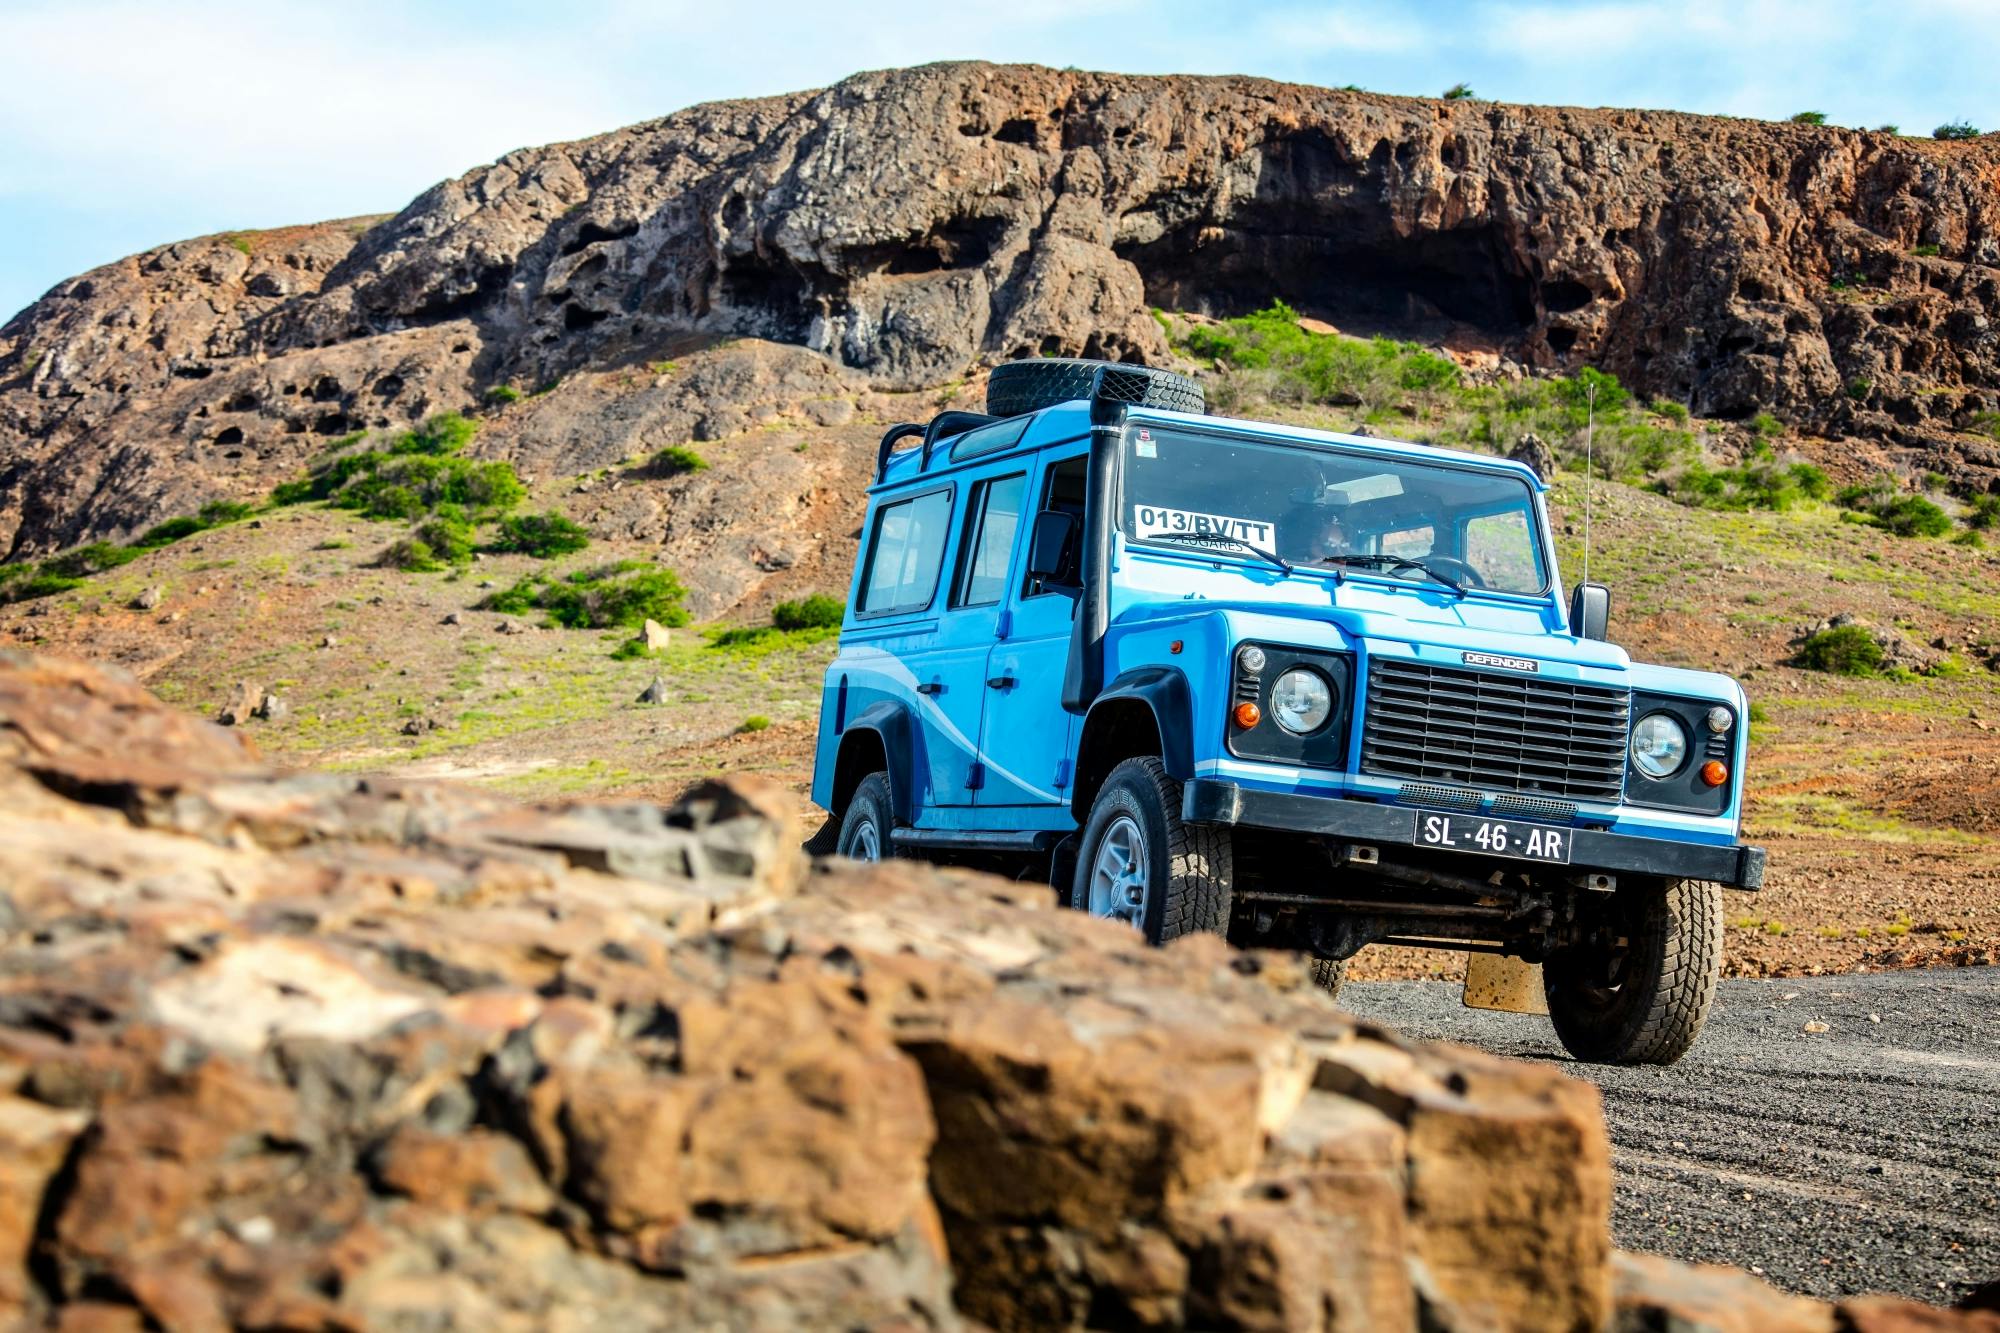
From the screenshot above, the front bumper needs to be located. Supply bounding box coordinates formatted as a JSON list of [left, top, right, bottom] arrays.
[[1183, 779, 1765, 890]]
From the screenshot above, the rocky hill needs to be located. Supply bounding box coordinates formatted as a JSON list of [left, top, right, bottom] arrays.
[[4, 649, 1994, 1331], [5, 63, 2000, 561]]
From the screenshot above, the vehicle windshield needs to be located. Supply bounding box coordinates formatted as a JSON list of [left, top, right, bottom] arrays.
[[1119, 424, 1549, 595]]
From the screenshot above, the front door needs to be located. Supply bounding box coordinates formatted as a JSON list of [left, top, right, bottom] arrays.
[[977, 451, 1086, 813]]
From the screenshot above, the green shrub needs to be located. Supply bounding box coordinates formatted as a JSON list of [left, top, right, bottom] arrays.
[[1169, 302, 1702, 484], [1750, 411, 1784, 439], [1662, 458, 1829, 512], [133, 516, 208, 548], [1934, 121, 1981, 141], [196, 499, 255, 526], [378, 537, 445, 572], [488, 511, 591, 558], [1797, 625, 1885, 676], [3, 573, 84, 603], [1788, 111, 1828, 125], [1441, 83, 1476, 100], [1873, 495, 1953, 537], [608, 637, 656, 660], [1966, 494, 2000, 531], [1836, 474, 1899, 511], [1846, 377, 1872, 400], [484, 385, 522, 406], [415, 508, 475, 565], [651, 445, 710, 476], [361, 483, 426, 521], [772, 594, 844, 630], [1651, 399, 1690, 423], [271, 478, 320, 506], [739, 715, 772, 733], [390, 412, 479, 457], [1971, 411, 2000, 441], [41, 543, 140, 579], [478, 564, 689, 630], [1397, 351, 1461, 391], [1912, 244, 1940, 258], [1874, 124, 1900, 135], [1554, 366, 1631, 420]]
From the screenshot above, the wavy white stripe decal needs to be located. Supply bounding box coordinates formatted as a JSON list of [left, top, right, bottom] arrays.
[[840, 647, 1063, 803]]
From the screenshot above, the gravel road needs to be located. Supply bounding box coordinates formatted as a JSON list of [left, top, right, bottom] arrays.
[[1343, 969, 1999, 1305]]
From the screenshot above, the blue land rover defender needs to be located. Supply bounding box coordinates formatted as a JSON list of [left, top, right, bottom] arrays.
[[809, 359, 1763, 1064]]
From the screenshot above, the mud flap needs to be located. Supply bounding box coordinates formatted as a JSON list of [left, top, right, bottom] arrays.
[[1462, 952, 1550, 1015]]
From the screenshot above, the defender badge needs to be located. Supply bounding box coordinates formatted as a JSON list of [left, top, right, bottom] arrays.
[[1463, 651, 1538, 673]]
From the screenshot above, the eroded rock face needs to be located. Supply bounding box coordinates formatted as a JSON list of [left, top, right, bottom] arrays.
[[6, 64, 2000, 557], [0, 650, 1993, 1331]]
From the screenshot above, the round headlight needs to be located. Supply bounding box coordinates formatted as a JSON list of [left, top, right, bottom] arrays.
[[1706, 705, 1734, 734], [1270, 668, 1333, 734], [1631, 713, 1690, 778], [1238, 645, 1268, 674]]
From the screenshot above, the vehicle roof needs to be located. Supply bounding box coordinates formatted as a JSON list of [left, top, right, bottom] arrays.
[[871, 398, 1547, 493]]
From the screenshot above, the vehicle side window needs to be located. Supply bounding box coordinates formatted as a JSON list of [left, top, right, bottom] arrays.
[[858, 488, 953, 615], [1377, 524, 1436, 559], [953, 473, 1026, 607], [1464, 511, 1541, 591], [1024, 454, 1088, 598]]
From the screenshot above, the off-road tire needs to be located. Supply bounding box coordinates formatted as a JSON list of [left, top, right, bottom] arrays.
[[1070, 756, 1232, 943], [835, 772, 896, 863], [986, 358, 1206, 419], [1310, 956, 1347, 998], [1544, 878, 1721, 1065]]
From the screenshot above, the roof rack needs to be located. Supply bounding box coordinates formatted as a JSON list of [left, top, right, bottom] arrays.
[[873, 411, 1004, 482]]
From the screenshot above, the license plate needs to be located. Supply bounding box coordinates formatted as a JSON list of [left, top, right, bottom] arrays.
[[1414, 812, 1573, 864]]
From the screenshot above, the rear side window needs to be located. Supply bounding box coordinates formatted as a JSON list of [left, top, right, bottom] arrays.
[[954, 473, 1026, 606], [859, 489, 952, 615]]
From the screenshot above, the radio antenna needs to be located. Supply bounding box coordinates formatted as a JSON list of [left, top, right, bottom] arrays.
[[1583, 379, 1596, 588]]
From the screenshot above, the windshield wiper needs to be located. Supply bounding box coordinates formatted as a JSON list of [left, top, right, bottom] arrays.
[[1315, 553, 1464, 597], [1150, 531, 1293, 575]]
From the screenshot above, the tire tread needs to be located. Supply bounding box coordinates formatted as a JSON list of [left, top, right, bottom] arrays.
[[1546, 878, 1721, 1065]]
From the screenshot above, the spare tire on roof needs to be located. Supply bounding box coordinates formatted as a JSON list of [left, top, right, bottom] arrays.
[[985, 358, 1206, 419]]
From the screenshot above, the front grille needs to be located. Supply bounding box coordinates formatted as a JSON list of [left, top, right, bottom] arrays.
[[1362, 660, 1629, 802]]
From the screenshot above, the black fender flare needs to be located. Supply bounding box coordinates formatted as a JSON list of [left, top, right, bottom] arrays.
[[1072, 665, 1195, 819], [836, 700, 920, 825]]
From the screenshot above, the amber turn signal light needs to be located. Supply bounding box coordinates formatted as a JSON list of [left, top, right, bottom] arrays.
[[1699, 760, 1729, 787], [1232, 701, 1261, 729]]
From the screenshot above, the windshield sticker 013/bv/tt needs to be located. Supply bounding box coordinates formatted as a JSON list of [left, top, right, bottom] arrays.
[[1131, 505, 1275, 546]]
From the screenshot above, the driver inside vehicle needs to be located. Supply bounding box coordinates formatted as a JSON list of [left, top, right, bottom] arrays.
[[1283, 503, 1356, 564]]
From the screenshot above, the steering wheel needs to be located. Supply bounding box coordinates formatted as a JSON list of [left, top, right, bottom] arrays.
[[1410, 555, 1488, 589]]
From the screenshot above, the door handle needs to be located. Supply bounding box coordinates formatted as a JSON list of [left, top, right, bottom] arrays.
[[986, 675, 1016, 690], [915, 681, 943, 696]]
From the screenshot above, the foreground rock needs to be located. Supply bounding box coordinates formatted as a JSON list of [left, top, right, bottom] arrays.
[[7, 64, 2000, 558], [0, 651, 1989, 1331]]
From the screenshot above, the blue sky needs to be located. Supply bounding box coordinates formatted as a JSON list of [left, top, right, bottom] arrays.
[[2, 0, 1993, 325]]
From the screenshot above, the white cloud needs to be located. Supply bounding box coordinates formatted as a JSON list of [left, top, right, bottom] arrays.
[[0, 0, 625, 208]]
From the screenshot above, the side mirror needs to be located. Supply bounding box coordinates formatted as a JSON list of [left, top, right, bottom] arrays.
[[1026, 510, 1076, 580], [1569, 582, 1611, 641]]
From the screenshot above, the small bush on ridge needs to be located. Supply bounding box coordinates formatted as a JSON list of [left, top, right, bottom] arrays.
[[652, 446, 709, 476], [1797, 625, 1885, 676], [477, 564, 689, 630], [488, 512, 591, 558], [772, 594, 844, 630]]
